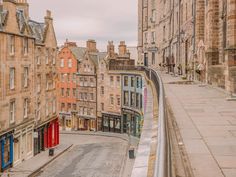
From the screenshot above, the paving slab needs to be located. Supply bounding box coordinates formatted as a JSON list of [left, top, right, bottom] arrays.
[[160, 72, 236, 177]]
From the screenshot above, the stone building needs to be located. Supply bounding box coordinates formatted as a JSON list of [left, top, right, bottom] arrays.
[[57, 41, 83, 131], [97, 41, 137, 133], [138, 0, 236, 93], [76, 40, 106, 131], [0, 0, 58, 171]]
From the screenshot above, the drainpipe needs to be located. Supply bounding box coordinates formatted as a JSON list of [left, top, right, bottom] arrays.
[[193, 0, 197, 80], [178, 0, 181, 68]]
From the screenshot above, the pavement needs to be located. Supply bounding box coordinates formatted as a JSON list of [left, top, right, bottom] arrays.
[[131, 82, 158, 177], [1, 144, 72, 177], [160, 72, 236, 177]]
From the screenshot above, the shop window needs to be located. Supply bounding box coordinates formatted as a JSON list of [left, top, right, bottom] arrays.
[[66, 120, 71, 128], [73, 88, 76, 97], [103, 117, 108, 127], [124, 76, 128, 86]]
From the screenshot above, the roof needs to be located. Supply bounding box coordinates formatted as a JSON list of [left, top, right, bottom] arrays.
[[28, 20, 45, 43], [69, 47, 87, 61], [0, 10, 8, 30]]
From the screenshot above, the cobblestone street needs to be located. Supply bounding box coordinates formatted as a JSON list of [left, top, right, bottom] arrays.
[[37, 134, 128, 177]]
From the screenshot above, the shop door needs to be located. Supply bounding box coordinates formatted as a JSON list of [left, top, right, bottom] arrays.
[[22, 133, 26, 161], [84, 120, 89, 130]]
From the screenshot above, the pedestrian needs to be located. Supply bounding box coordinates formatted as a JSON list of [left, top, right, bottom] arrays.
[[166, 57, 171, 74]]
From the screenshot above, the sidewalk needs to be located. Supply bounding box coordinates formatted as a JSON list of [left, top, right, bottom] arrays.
[[2, 144, 72, 177], [160, 72, 236, 177]]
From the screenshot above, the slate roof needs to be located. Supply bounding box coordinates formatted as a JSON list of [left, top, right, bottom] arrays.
[[28, 20, 45, 43], [69, 47, 86, 61], [0, 9, 8, 30]]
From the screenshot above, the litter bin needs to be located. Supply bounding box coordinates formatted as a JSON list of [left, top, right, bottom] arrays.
[[49, 148, 54, 156], [129, 147, 135, 159]]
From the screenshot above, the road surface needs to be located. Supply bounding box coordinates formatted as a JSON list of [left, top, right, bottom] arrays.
[[37, 133, 128, 177]]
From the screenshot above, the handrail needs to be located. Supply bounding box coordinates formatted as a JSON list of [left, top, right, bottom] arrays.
[[142, 66, 173, 177]]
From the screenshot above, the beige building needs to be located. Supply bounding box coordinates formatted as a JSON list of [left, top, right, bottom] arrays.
[[0, 0, 58, 171], [76, 40, 106, 131], [138, 0, 236, 93], [97, 41, 135, 132]]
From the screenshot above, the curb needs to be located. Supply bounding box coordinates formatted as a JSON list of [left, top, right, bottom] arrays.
[[28, 144, 73, 177]]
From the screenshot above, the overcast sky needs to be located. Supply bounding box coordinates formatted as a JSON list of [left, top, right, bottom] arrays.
[[27, 0, 138, 51]]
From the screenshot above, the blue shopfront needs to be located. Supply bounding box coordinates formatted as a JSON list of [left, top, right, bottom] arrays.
[[0, 133, 13, 172]]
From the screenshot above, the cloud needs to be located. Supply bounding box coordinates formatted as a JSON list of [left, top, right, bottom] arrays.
[[27, 0, 138, 50]]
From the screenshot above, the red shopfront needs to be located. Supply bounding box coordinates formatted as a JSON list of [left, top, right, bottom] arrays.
[[34, 118, 59, 155]]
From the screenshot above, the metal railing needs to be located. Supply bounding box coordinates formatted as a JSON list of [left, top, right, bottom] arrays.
[[141, 66, 173, 177]]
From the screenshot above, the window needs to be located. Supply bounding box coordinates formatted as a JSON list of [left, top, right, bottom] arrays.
[[23, 98, 28, 118], [66, 88, 70, 97], [84, 78, 87, 86], [36, 56, 41, 65], [90, 78, 94, 86], [144, 32, 148, 43], [61, 103, 65, 111], [140, 94, 143, 109], [10, 100, 15, 123], [124, 91, 129, 106], [90, 93, 94, 101], [151, 9, 156, 22], [68, 59, 72, 68], [84, 93, 88, 100], [124, 76, 128, 86], [73, 88, 76, 97], [9, 35, 15, 55], [61, 88, 64, 96], [131, 77, 135, 87], [101, 103, 104, 111], [10, 67, 15, 90], [110, 94, 114, 105], [116, 76, 120, 83], [136, 93, 140, 108], [68, 103, 71, 111], [137, 77, 139, 88], [117, 96, 121, 106], [101, 86, 104, 95], [90, 108, 94, 116], [23, 67, 28, 88], [73, 104, 76, 110], [131, 92, 135, 107], [152, 52, 155, 65], [60, 59, 64, 67], [45, 49, 49, 64], [101, 74, 104, 80], [80, 93, 84, 100], [110, 76, 114, 84], [23, 38, 28, 55], [52, 50, 56, 65], [73, 74, 76, 82], [80, 77, 84, 86], [151, 31, 156, 43], [53, 99, 56, 113], [67, 74, 70, 82]]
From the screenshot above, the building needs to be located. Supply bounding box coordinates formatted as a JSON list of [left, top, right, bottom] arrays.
[[122, 74, 145, 137], [97, 41, 142, 134], [0, 0, 58, 171], [57, 41, 83, 131], [138, 0, 236, 94], [77, 40, 106, 131]]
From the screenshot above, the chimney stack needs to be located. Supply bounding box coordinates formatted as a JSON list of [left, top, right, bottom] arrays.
[[107, 41, 115, 58], [16, 0, 29, 19], [118, 41, 127, 56], [64, 39, 77, 47], [87, 39, 97, 52]]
